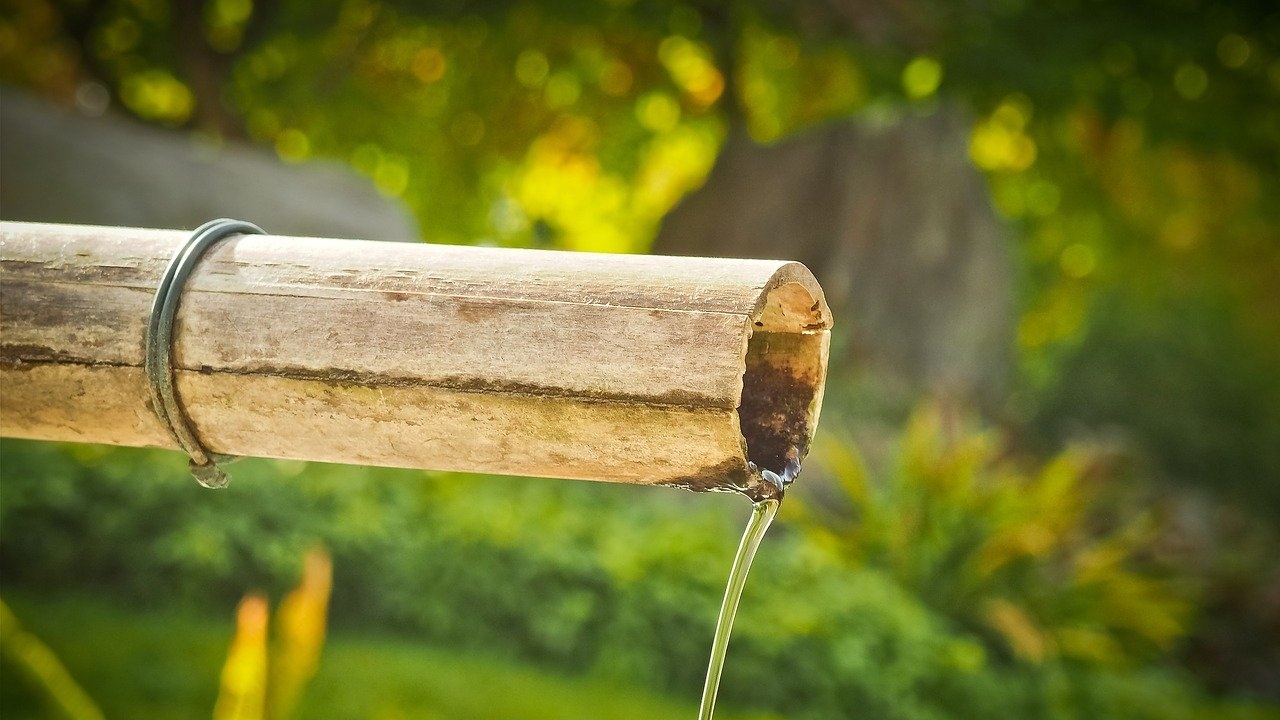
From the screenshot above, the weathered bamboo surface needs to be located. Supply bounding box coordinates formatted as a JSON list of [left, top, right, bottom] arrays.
[[0, 222, 831, 496]]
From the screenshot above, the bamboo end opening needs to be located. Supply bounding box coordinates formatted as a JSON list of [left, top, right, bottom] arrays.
[[737, 268, 832, 499]]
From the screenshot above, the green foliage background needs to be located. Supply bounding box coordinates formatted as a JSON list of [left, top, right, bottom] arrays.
[[2, 0, 1279, 718], [2, 427, 1272, 720]]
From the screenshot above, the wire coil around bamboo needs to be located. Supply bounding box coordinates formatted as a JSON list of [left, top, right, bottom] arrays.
[[144, 218, 265, 488]]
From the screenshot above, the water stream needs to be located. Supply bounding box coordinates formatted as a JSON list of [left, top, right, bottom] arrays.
[[696, 458, 799, 720]]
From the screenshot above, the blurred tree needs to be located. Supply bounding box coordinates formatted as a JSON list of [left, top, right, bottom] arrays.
[[655, 106, 1014, 405]]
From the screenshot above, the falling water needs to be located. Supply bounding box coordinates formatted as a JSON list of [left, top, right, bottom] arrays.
[[697, 457, 800, 720]]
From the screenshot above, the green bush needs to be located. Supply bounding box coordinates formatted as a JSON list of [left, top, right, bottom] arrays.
[[1, 431, 1274, 719], [800, 404, 1194, 667]]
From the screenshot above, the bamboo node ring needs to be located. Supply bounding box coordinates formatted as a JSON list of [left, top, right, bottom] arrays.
[[144, 218, 265, 488]]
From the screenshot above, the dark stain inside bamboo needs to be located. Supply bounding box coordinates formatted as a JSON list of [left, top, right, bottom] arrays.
[[739, 331, 823, 478]]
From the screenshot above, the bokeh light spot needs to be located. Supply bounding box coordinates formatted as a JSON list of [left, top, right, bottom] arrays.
[[1060, 243, 1096, 278], [1217, 34, 1250, 69], [119, 70, 194, 124], [599, 60, 633, 96], [515, 49, 549, 88], [1173, 63, 1208, 100], [207, 0, 253, 51], [94, 17, 140, 58], [658, 35, 724, 108], [1026, 180, 1061, 216], [970, 97, 1037, 171], [545, 72, 581, 108], [412, 47, 447, 84], [210, 0, 253, 27], [274, 128, 310, 163], [636, 92, 680, 132], [75, 81, 110, 117], [350, 143, 382, 175], [374, 155, 410, 197], [902, 56, 943, 99]]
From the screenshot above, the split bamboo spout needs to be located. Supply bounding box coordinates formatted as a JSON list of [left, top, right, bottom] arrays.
[[0, 222, 832, 497]]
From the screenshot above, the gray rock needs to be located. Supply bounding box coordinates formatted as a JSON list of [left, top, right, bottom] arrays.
[[0, 88, 417, 241]]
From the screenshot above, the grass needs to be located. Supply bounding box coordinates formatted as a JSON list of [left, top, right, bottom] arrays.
[[0, 591, 777, 720]]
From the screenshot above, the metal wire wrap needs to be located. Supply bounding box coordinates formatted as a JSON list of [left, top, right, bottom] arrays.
[[144, 218, 265, 488]]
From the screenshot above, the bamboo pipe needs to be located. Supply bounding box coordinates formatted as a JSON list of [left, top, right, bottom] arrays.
[[0, 222, 831, 498]]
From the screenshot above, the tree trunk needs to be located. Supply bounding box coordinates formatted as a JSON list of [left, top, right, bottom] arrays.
[[655, 107, 1014, 406]]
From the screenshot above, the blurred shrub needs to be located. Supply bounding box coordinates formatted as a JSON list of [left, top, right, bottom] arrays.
[[1, 433, 1274, 719], [800, 403, 1193, 667], [1030, 290, 1280, 520]]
